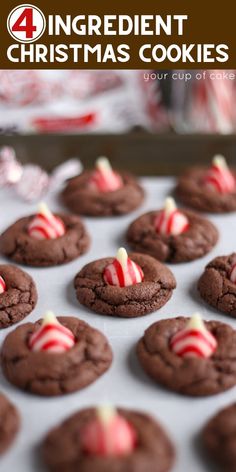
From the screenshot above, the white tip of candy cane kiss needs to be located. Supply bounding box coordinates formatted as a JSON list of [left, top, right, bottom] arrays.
[[212, 155, 228, 169], [116, 247, 128, 268], [38, 201, 52, 217], [186, 313, 206, 332], [96, 405, 117, 425], [42, 310, 58, 326], [96, 157, 112, 173], [164, 197, 177, 214]]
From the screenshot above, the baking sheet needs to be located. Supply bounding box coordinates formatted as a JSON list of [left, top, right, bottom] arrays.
[[0, 177, 235, 472]]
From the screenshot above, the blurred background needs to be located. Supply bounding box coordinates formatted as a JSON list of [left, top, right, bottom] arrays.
[[0, 69, 236, 175]]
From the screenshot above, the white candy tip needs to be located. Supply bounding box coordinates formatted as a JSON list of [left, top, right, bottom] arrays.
[[212, 155, 227, 169], [38, 201, 50, 215], [186, 313, 206, 331], [42, 310, 58, 326], [116, 247, 128, 265], [96, 157, 112, 172], [164, 197, 177, 213], [96, 405, 116, 424]]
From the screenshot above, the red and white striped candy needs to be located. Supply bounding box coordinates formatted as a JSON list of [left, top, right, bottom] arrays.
[[89, 157, 123, 193], [103, 248, 144, 287], [81, 406, 136, 456], [0, 276, 6, 294], [29, 311, 75, 353], [154, 197, 189, 236], [28, 203, 65, 240], [204, 155, 235, 194], [0, 146, 23, 186], [229, 257, 236, 283], [170, 314, 217, 358]]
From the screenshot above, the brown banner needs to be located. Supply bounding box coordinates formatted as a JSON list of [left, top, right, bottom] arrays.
[[0, 0, 235, 69]]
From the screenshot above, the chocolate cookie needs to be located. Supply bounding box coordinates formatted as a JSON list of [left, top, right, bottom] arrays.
[[0, 392, 20, 455], [137, 317, 236, 396], [61, 171, 145, 216], [74, 253, 176, 318], [127, 210, 218, 263], [42, 407, 175, 472], [176, 166, 236, 213], [0, 264, 37, 328], [198, 253, 236, 317], [1, 316, 112, 396], [0, 213, 90, 267], [202, 403, 236, 472]]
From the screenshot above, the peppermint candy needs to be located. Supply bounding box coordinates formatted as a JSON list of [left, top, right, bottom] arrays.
[[229, 257, 236, 283], [81, 406, 136, 456], [0, 276, 6, 294], [29, 311, 75, 353], [0, 146, 23, 186], [28, 202, 65, 240], [103, 248, 144, 287], [170, 314, 217, 358], [155, 197, 189, 236], [204, 155, 235, 194], [15, 164, 49, 202], [89, 157, 123, 193]]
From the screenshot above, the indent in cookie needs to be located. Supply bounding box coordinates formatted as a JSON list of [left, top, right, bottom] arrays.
[[28, 202, 65, 240], [154, 197, 189, 236], [81, 406, 137, 456], [28, 311, 75, 353], [103, 247, 144, 287], [203, 155, 235, 194], [170, 313, 217, 358], [89, 157, 123, 193]]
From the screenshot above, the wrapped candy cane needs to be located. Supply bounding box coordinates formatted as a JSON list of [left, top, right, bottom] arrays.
[[154, 197, 189, 236], [28, 202, 65, 240], [89, 157, 123, 193], [29, 311, 75, 353], [0, 276, 6, 294], [103, 248, 144, 287], [204, 155, 235, 194], [81, 406, 136, 456], [170, 313, 217, 358]]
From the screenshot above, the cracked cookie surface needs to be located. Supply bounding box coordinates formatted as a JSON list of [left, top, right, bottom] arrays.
[[137, 317, 236, 396], [127, 210, 218, 263], [198, 254, 236, 317], [61, 171, 145, 216], [0, 264, 37, 328], [74, 253, 176, 318], [0, 214, 90, 267], [202, 403, 236, 472], [0, 392, 20, 455], [176, 166, 236, 213], [1, 316, 113, 396], [42, 407, 175, 472]]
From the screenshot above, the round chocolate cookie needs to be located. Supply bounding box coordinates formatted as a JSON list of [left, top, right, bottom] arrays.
[[1, 316, 112, 396], [0, 264, 37, 328], [137, 317, 236, 396], [198, 253, 236, 317], [74, 253, 176, 318], [127, 210, 218, 263], [202, 403, 236, 472], [61, 171, 145, 216], [0, 213, 90, 267], [0, 392, 20, 455], [42, 407, 175, 472], [176, 166, 236, 213]]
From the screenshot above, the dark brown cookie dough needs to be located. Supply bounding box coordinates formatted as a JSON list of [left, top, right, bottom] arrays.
[[176, 166, 236, 213], [137, 317, 236, 396], [0, 264, 37, 328], [198, 253, 236, 317], [42, 407, 175, 472], [61, 171, 145, 216], [1, 316, 112, 396], [202, 403, 236, 472], [0, 213, 90, 267], [127, 210, 218, 263], [0, 392, 20, 455], [74, 253, 176, 318]]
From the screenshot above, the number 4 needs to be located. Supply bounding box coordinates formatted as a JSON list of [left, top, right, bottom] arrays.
[[12, 8, 36, 39]]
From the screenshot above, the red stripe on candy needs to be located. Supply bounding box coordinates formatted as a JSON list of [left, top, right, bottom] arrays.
[[28, 226, 50, 239], [170, 329, 215, 350], [177, 345, 206, 358], [29, 323, 75, 347], [113, 259, 125, 287], [41, 340, 71, 351]]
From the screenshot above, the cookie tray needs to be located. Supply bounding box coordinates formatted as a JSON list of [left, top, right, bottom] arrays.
[[0, 177, 234, 472]]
